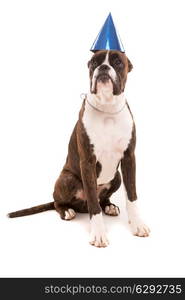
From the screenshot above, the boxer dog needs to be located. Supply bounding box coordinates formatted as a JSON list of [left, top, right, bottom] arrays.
[[8, 50, 150, 247]]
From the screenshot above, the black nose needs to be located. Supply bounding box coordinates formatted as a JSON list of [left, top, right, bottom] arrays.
[[98, 64, 110, 72]]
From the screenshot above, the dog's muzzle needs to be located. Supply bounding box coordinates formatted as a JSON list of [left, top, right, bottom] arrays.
[[91, 63, 121, 95], [97, 65, 112, 83], [96, 73, 113, 84], [95, 64, 114, 89]]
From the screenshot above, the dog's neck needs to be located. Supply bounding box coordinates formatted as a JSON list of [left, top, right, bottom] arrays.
[[87, 92, 126, 114]]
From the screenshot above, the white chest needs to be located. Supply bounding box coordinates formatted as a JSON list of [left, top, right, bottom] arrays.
[[82, 101, 133, 184]]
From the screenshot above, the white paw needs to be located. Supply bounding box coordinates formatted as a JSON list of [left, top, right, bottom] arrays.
[[105, 204, 119, 216], [64, 208, 76, 220], [89, 231, 109, 247], [126, 200, 150, 237], [89, 212, 109, 248], [129, 217, 150, 237]]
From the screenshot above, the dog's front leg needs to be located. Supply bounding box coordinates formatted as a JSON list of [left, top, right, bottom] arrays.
[[121, 143, 150, 237], [80, 159, 109, 247]]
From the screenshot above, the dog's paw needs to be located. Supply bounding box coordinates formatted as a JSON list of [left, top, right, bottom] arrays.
[[89, 231, 109, 248], [129, 217, 150, 237], [105, 204, 120, 216], [64, 208, 76, 220], [89, 212, 109, 247]]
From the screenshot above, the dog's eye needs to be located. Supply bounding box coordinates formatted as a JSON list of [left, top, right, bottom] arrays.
[[114, 58, 122, 66], [91, 60, 98, 68]]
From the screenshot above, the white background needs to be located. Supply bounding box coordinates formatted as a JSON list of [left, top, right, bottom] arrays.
[[0, 0, 185, 277]]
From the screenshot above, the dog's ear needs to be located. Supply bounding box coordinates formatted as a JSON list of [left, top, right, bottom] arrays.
[[127, 58, 133, 72], [87, 60, 91, 68]]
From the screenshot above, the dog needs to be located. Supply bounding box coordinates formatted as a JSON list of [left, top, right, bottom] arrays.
[[8, 50, 150, 247]]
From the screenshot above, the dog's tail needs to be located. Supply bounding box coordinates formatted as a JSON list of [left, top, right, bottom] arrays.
[[7, 202, 55, 218]]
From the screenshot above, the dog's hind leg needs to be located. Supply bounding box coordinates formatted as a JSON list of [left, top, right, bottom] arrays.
[[53, 170, 84, 220], [99, 171, 121, 216]]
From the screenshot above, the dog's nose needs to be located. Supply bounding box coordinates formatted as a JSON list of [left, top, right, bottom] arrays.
[[98, 64, 110, 72]]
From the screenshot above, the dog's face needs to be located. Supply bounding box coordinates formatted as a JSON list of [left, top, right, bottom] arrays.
[[88, 50, 133, 96]]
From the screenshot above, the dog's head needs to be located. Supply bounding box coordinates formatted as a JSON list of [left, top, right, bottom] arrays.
[[88, 50, 133, 97]]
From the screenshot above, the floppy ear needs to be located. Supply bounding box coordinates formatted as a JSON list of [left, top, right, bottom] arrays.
[[127, 58, 133, 72], [87, 60, 91, 68]]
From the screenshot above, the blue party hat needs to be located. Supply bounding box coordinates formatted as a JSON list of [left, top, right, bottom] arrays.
[[90, 13, 125, 52]]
